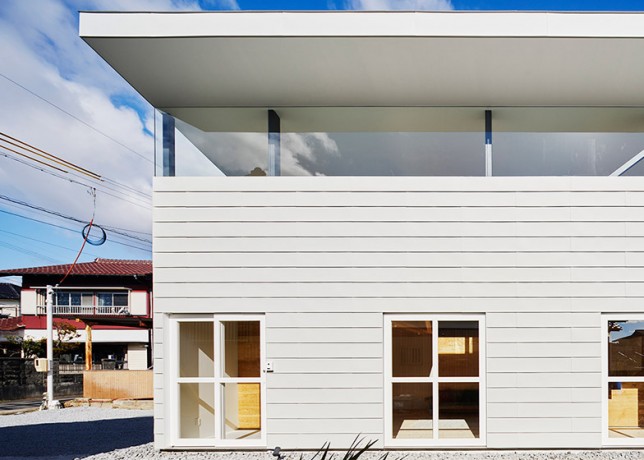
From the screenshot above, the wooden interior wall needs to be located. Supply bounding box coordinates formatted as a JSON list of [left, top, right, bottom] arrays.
[[234, 322, 261, 429]]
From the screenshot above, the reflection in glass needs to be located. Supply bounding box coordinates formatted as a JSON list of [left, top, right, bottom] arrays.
[[222, 321, 260, 378], [609, 321, 644, 377], [222, 383, 261, 440], [175, 118, 266, 177], [282, 132, 484, 177], [494, 133, 644, 176], [438, 321, 479, 377], [157, 108, 644, 178], [392, 383, 433, 439], [392, 321, 432, 377], [179, 322, 214, 378], [179, 383, 215, 439], [608, 382, 644, 439], [439, 383, 480, 439]]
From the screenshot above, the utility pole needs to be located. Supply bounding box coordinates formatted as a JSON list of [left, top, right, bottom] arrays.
[[45, 285, 60, 409]]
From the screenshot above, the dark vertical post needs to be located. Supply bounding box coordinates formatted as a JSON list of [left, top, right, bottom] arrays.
[[162, 112, 175, 177], [268, 109, 281, 176], [485, 110, 492, 177]]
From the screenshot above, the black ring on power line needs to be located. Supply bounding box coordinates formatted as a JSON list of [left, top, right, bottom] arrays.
[[82, 223, 107, 246]]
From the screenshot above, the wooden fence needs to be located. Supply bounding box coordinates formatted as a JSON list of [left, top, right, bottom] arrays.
[[83, 370, 152, 400]]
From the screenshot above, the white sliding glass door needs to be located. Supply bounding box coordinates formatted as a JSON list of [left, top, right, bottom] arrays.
[[384, 314, 485, 447], [171, 315, 266, 448]]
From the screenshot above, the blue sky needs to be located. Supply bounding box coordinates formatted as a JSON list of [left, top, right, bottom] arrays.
[[0, 0, 643, 283], [236, 0, 644, 9]]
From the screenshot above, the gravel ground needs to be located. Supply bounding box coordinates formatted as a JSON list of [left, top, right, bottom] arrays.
[[1, 407, 643, 460]]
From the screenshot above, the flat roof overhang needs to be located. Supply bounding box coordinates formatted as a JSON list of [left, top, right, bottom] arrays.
[[80, 11, 644, 111]]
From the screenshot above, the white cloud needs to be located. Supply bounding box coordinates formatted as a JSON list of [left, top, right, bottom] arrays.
[[347, 0, 454, 10], [0, 0, 248, 264]]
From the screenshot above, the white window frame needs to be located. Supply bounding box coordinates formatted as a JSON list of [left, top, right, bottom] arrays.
[[170, 315, 266, 449], [601, 314, 644, 447], [384, 314, 486, 448]]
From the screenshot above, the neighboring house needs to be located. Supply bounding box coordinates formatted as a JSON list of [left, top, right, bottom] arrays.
[[81, 11, 644, 450], [0, 283, 20, 317], [0, 259, 152, 370]]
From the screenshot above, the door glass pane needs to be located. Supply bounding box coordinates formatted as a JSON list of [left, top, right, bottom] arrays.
[[222, 383, 261, 440], [81, 293, 93, 306], [179, 383, 215, 439], [438, 383, 480, 439], [608, 382, 644, 439], [179, 322, 214, 378], [438, 321, 479, 377], [609, 320, 644, 377], [392, 321, 432, 377], [392, 383, 433, 439], [222, 321, 260, 378]]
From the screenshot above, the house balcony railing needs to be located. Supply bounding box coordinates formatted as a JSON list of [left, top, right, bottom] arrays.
[[36, 305, 130, 316]]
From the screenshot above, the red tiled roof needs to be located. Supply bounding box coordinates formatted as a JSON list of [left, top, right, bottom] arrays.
[[0, 316, 25, 332], [0, 259, 152, 277]]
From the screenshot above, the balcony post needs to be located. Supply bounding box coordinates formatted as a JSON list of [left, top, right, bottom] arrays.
[[268, 109, 280, 176], [162, 112, 175, 177], [485, 109, 492, 176]]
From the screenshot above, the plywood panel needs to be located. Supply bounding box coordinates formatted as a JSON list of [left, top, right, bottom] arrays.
[[83, 370, 153, 399], [237, 383, 260, 429], [609, 388, 639, 427]]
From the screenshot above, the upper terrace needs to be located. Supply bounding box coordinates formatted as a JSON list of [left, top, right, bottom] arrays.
[[80, 11, 644, 177]]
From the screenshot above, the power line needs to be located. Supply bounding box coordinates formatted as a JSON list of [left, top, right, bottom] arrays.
[[0, 194, 152, 243], [0, 132, 101, 180], [0, 149, 152, 209], [0, 240, 63, 265], [0, 228, 100, 257], [0, 72, 154, 165], [0, 132, 152, 203], [0, 208, 151, 253], [0, 132, 152, 201], [0, 202, 152, 251]]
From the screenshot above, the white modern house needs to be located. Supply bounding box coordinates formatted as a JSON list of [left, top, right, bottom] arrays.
[[81, 11, 644, 450]]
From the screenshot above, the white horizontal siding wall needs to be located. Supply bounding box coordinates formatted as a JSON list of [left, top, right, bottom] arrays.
[[486, 311, 601, 448], [154, 176, 644, 449], [266, 312, 383, 448]]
